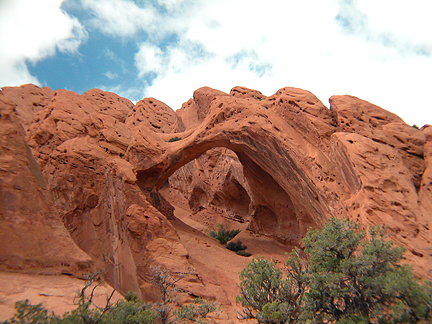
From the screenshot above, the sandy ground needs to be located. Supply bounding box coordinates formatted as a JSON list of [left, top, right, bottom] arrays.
[[0, 271, 122, 320], [159, 186, 294, 322], [0, 187, 293, 322]]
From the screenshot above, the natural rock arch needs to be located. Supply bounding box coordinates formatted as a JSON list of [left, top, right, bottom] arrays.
[[135, 94, 337, 243]]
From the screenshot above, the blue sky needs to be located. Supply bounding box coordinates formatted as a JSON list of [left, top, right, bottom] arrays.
[[1, 0, 431, 126]]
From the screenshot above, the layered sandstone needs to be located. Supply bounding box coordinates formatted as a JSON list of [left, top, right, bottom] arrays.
[[0, 93, 93, 276], [1, 83, 431, 321]]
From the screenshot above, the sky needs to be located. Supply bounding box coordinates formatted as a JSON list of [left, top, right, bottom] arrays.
[[0, 0, 431, 127]]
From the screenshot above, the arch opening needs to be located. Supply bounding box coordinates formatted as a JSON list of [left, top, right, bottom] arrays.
[[168, 147, 253, 227], [136, 137, 317, 245]]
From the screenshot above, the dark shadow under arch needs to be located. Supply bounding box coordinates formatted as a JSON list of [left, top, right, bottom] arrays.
[[136, 133, 329, 244]]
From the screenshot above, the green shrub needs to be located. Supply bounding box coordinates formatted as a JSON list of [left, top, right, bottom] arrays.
[[236, 218, 432, 324], [100, 298, 156, 324], [168, 137, 181, 142], [1, 299, 50, 324], [124, 291, 140, 303], [175, 297, 218, 323], [2, 293, 156, 324], [226, 240, 247, 252], [236, 252, 307, 323], [3, 269, 221, 324], [209, 225, 240, 244], [236, 250, 252, 257]]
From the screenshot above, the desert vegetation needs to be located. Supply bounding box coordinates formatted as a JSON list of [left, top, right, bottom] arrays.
[[226, 240, 252, 257], [4, 218, 432, 324], [148, 265, 217, 324], [226, 240, 247, 252], [1, 278, 156, 324], [2, 267, 217, 324], [209, 224, 240, 244], [236, 218, 432, 323], [210, 225, 252, 257], [236, 250, 252, 257]]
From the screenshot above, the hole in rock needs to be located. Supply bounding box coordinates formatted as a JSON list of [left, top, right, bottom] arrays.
[[139, 141, 312, 246], [163, 148, 253, 228]]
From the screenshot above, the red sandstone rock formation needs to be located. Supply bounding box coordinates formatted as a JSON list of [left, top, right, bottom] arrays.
[[0, 92, 93, 276], [1, 84, 54, 131], [1, 83, 431, 321]]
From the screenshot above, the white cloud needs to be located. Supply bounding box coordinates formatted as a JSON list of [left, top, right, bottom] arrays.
[[336, 0, 432, 57], [358, 0, 432, 51], [3, 0, 430, 126], [135, 42, 165, 77], [132, 0, 432, 126], [103, 48, 117, 60], [156, 0, 193, 12], [104, 71, 118, 80], [0, 0, 87, 88], [138, 0, 342, 106], [81, 0, 156, 37], [0, 60, 40, 87], [144, 56, 273, 109]]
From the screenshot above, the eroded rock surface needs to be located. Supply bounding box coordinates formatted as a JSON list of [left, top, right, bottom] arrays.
[[169, 147, 253, 231], [1, 83, 432, 321], [1, 83, 54, 131], [0, 93, 93, 277]]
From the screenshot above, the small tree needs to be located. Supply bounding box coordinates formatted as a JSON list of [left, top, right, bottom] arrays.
[[236, 251, 308, 324], [149, 265, 191, 324], [303, 217, 431, 323], [237, 218, 432, 323], [149, 266, 219, 324], [56, 271, 114, 324]]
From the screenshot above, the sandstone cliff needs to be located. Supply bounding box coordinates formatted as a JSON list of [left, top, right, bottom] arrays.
[[0, 83, 431, 321]]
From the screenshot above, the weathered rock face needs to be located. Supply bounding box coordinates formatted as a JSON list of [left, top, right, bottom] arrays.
[[1, 83, 432, 321], [176, 87, 229, 129], [420, 125, 432, 213], [230, 86, 266, 100], [4, 87, 192, 299], [82, 88, 134, 123], [169, 147, 253, 224], [330, 95, 425, 191], [1, 84, 54, 131], [329, 96, 430, 272], [0, 93, 93, 277], [126, 97, 185, 134], [145, 87, 345, 244], [141, 86, 432, 276]]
